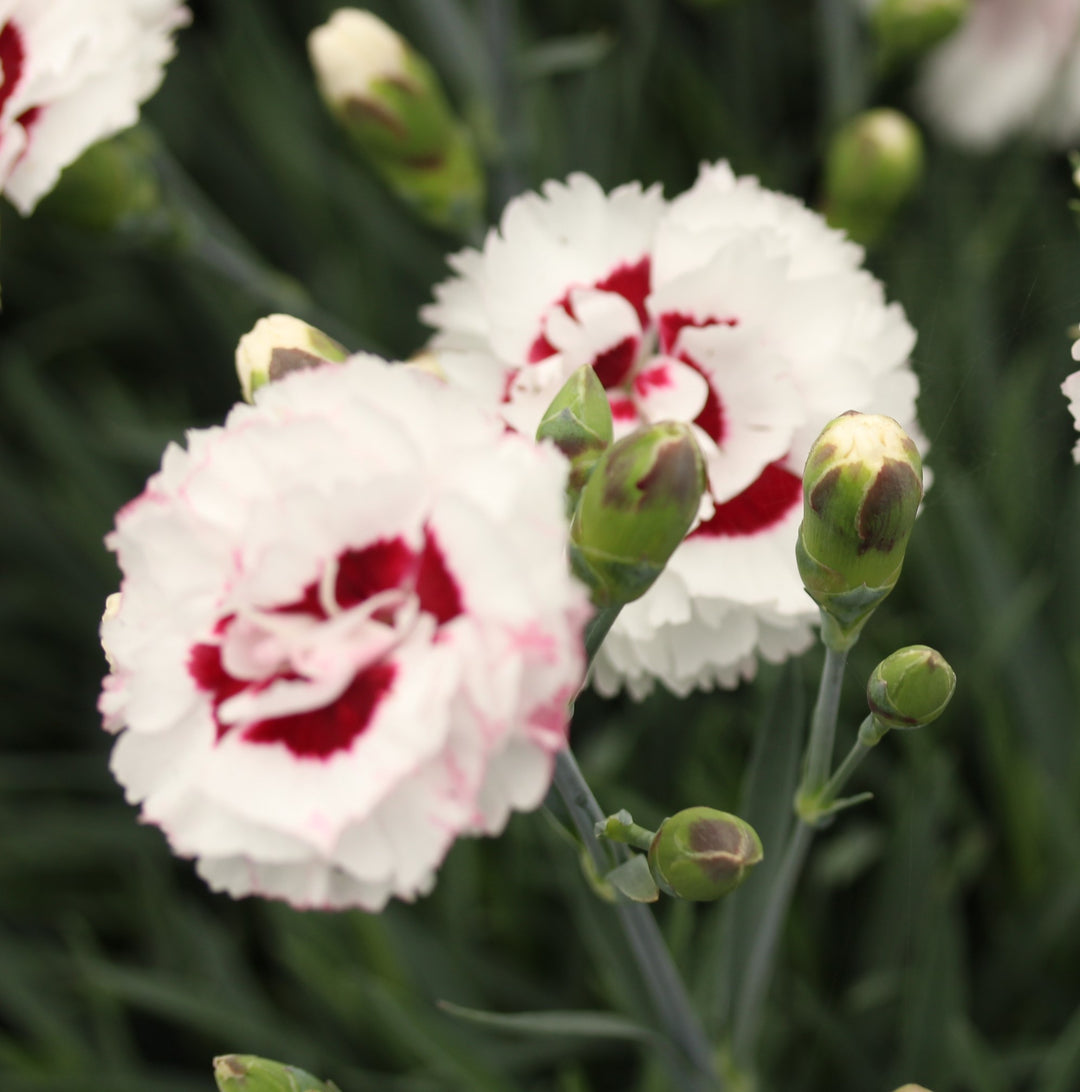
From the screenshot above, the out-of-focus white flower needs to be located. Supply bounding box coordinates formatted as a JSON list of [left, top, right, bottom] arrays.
[[914, 0, 1080, 149], [1062, 338, 1080, 461], [100, 358, 589, 911], [422, 164, 923, 698], [0, 0, 190, 215]]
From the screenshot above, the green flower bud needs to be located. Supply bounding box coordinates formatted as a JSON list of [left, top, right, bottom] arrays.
[[235, 314, 349, 402], [891, 1086, 933, 1092], [569, 421, 706, 607], [797, 412, 923, 649], [867, 645, 955, 731], [213, 1054, 340, 1092], [824, 109, 924, 246], [871, 0, 968, 70], [647, 808, 763, 901], [536, 365, 614, 509], [308, 9, 484, 235], [38, 128, 166, 235]]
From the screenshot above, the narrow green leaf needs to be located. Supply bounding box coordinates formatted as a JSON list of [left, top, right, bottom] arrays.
[[436, 1001, 658, 1044]]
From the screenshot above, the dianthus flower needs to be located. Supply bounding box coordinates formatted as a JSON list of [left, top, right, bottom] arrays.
[[1062, 338, 1080, 462], [100, 358, 590, 911], [915, 0, 1080, 149], [423, 164, 923, 697], [0, 0, 190, 214]]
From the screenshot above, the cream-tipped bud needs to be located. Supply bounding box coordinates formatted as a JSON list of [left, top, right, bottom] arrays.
[[871, 0, 968, 70], [647, 808, 763, 901], [891, 1086, 933, 1092], [308, 9, 484, 235], [213, 1054, 340, 1092], [824, 108, 924, 246], [235, 315, 348, 402], [537, 365, 614, 509], [569, 422, 706, 607], [867, 645, 955, 732], [797, 412, 923, 649]]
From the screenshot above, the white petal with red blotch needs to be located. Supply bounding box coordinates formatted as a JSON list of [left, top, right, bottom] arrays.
[[101, 357, 589, 911], [422, 174, 664, 366], [0, 0, 189, 214], [421, 162, 923, 697]]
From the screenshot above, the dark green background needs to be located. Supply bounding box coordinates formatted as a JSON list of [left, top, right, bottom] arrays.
[[2, 1, 1080, 1089]]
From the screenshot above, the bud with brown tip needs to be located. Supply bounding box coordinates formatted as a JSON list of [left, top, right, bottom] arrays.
[[235, 314, 349, 402], [569, 421, 706, 607], [867, 645, 955, 733], [797, 411, 923, 650], [647, 807, 763, 901], [213, 1054, 340, 1092]]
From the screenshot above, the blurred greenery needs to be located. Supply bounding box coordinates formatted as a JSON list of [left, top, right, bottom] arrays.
[[3, 1, 1080, 1090]]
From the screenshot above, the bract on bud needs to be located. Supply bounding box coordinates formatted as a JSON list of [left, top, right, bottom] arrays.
[[235, 315, 348, 402], [213, 1054, 340, 1092], [797, 412, 922, 650], [647, 807, 763, 901], [307, 9, 484, 235], [867, 645, 955, 731], [824, 109, 924, 246], [569, 422, 706, 607], [536, 365, 614, 508], [871, 0, 968, 70]]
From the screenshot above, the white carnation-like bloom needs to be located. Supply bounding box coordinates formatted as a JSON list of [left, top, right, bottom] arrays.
[[0, 0, 190, 214], [422, 164, 923, 698], [914, 0, 1080, 149], [1062, 338, 1080, 462], [100, 358, 589, 911]]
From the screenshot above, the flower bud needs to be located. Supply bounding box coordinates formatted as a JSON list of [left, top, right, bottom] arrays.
[[38, 128, 165, 235], [307, 9, 484, 235], [871, 0, 968, 69], [235, 315, 348, 402], [824, 109, 924, 246], [647, 807, 763, 901], [867, 645, 955, 731], [569, 422, 706, 607], [891, 1086, 933, 1092], [213, 1054, 340, 1092], [536, 365, 614, 508], [797, 412, 922, 649]]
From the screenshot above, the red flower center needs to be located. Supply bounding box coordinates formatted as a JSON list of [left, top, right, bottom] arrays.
[[0, 22, 43, 152], [189, 531, 462, 760]]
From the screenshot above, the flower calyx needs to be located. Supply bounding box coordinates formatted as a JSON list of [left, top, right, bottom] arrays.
[[213, 1054, 341, 1092]]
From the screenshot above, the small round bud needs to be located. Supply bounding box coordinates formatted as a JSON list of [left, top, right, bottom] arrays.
[[824, 109, 924, 246], [569, 422, 706, 607], [213, 1054, 340, 1092], [235, 315, 348, 402], [871, 0, 968, 69], [797, 412, 923, 648], [537, 365, 614, 508], [891, 1086, 933, 1092], [648, 808, 763, 901], [867, 645, 955, 731]]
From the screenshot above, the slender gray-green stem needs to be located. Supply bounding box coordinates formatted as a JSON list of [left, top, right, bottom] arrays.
[[553, 750, 720, 1091], [817, 737, 872, 808], [731, 640, 850, 1066], [798, 645, 850, 804], [816, 0, 867, 129], [584, 605, 622, 665]]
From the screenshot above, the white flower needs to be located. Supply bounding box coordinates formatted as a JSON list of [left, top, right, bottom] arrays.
[[100, 357, 589, 911], [422, 164, 923, 698], [0, 0, 190, 215], [914, 0, 1080, 149], [1062, 338, 1080, 462]]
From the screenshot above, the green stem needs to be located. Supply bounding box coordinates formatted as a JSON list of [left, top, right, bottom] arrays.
[[817, 737, 873, 809], [816, 0, 866, 130], [584, 605, 622, 665], [797, 644, 849, 807], [553, 750, 720, 1091]]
